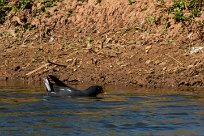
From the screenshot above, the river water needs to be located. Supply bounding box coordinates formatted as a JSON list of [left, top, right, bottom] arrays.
[[0, 82, 204, 136]]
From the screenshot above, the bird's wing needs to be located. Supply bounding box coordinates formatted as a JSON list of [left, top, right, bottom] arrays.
[[48, 75, 68, 87], [48, 75, 77, 91]]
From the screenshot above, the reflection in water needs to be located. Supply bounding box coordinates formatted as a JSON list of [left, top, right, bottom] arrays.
[[0, 83, 204, 136]]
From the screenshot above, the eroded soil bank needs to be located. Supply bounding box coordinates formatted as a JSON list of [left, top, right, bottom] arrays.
[[0, 0, 204, 89]]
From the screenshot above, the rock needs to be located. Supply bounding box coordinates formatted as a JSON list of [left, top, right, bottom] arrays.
[[187, 64, 194, 69], [20, 44, 28, 48], [159, 62, 166, 66], [49, 37, 54, 43], [162, 67, 167, 71], [145, 45, 152, 53], [154, 60, 160, 65], [145, 60, 152, 65], [14, 66, 20, 71], [92, 58, 98, 64]]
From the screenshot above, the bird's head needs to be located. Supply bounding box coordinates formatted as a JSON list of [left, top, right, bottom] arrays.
[[85, 85, 103, 97]]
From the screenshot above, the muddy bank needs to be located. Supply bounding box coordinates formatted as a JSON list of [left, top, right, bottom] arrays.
[[0, 0, 204, 89], [1, 41, 204, 89]]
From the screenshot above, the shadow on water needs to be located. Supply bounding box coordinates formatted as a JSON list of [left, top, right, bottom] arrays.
[[0, 81, 204, 136]]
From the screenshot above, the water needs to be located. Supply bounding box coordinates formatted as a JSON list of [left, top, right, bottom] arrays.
[[0, 82, 204, 136]]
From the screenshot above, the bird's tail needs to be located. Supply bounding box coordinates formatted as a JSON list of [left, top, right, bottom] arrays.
[[43, 78, 52, 92]]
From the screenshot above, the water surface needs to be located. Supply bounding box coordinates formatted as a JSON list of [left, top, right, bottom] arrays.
[[0, 82, 204, 136]]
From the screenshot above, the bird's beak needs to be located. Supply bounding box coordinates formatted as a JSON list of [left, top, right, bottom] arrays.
[[101, 89, 107, 94]]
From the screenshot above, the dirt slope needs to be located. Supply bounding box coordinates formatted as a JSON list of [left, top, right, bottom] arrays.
[[0, 0, 204, 89]]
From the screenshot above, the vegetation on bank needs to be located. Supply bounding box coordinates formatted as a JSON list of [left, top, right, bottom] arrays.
[[0, 0, 204, 87], [168, 0, 204, 22], [0, 0, 203, 44], [0, 0, 59, 23], [1, 0, 203, 24]]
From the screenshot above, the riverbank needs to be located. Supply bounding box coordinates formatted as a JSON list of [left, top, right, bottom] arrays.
[[0, 0, 204, 88]]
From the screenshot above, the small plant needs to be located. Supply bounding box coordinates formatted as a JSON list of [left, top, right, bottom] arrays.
[[12, 6, 19, 12], [0, 1, 10, 23], [96, 0, 102, 4], [146, 15, 156, 24], [128, 0, 135, 5], [0, 10, 6, 23], [174, 8, 186, 21], [22, 23, 35, 30], [2, 31, 11, 37], [67, 9, 73, 17], [141, 2, 148, 11], [163, 18, 171, 31], [14, 28, 20, 33], [0, 0, 7, 6], [189, 0, 202, 17], [168, 0, 204, 22], [39, 0, 59, 13], [19, 0, 31, 9], [87, 37, 93, 44], [0, 0, 33, 24], [40, 0, 59, 8]]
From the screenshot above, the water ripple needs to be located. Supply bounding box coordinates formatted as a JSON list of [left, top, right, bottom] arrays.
[[0, 85, 204, 136]]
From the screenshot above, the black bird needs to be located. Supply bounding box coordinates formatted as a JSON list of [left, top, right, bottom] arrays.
[[43, 75, 103, 97]]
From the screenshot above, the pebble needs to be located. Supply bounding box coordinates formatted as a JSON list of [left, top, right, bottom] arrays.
[[159, 62, 166, 66], [187, 64, 194, 69], [145, 60, 152, 65], [145, 45, 152, 53], [162, 67, 167, 71]]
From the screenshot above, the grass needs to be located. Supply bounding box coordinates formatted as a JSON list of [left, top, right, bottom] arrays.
[[0, 0, 59, 24], [19, 0, 32, 9], [168, 0, 204, 22], [87, 37, 93, 44], [128, 0, 135, 5], [146, 15, 156, 24], [0, 0, 10, 23], [96, 0, 102, 4], [67, 9, 73, 17]]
